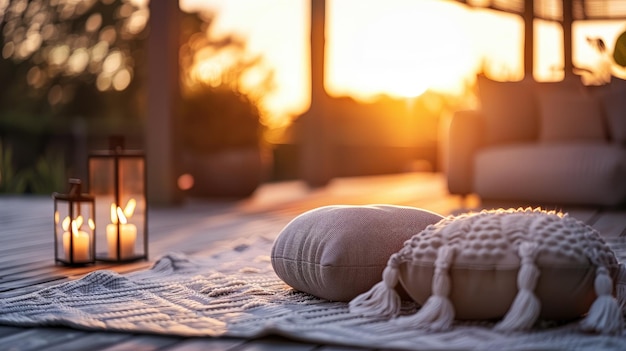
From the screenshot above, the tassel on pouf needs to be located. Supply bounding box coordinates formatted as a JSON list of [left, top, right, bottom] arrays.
[[495, 241, 541, 332], [580, 266, 624, 335], [393, 245, 456, 331], [349, 253, 402, 318]]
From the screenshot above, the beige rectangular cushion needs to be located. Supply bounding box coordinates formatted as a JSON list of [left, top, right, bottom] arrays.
[[473, 142, 626, 206]]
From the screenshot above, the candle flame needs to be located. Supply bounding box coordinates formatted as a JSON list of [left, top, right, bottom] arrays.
[[62, 216, 71, 231], [111, 199, 136, 224], [62, 215, 91, 233], [124, 198, 136, 218], [116, 207, 128, 224], [54, 211, 60, 224], [71, 220, 79, 236], [75, 215, 84, 229]]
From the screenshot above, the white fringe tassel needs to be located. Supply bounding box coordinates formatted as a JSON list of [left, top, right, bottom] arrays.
[[617, 263, 626, 313], [393, 245, 455, 331], [349, 255, 401, 318], [495, 241, 541, 332], [580, 266, 624, 335]]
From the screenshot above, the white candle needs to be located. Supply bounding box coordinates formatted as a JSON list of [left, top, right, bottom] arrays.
[[63, 228, 90, 262], [106, 223, 137, 259], [107, 204, 137, 259]]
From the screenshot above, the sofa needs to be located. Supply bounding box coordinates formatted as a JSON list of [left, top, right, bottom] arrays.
[[446, 75, 626, 207]]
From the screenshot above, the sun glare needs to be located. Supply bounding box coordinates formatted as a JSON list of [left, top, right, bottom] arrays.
[[178, 0, 626, 129], [326, 0, 473, 100]]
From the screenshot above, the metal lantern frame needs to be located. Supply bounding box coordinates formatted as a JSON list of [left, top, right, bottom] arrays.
[[88, 137, 148, 263], [53, 179, 96, 266]]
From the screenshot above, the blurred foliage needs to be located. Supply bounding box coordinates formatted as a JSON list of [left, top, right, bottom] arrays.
[[181, 84, 262, 153], [0, 138, 67, 194], [178, 11, 274, 153], [0, 140, 28, 193], [613, 30, 626, 67], [0, 0, 147, 193], [0, 2, 275, 192], [27, 148, 68, 194], [0, 0, 148, 126]]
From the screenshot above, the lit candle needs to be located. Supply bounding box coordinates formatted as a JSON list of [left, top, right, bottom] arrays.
[[106, 202, 137, 259], [62, 216, 91, 262]]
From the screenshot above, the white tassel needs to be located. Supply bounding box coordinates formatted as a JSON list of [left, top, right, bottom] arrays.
[[617, 264, 626, 313], [393, 245, 455, 331], [495, 241, 541, 332], [580, 266, 624, 335], [349, 256, 401, 318]]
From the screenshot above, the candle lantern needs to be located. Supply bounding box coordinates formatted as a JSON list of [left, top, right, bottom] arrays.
[[89, 137, 147, 262], [53, 179, 96, 266]]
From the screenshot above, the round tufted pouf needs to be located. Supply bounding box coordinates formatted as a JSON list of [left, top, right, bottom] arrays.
[[349, 208, 625, 335]]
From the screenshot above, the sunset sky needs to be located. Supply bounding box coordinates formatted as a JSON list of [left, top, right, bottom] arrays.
[[179, 0, 626, 122]]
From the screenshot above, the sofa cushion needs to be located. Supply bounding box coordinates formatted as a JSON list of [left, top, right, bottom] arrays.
[[601, 77, 626, 145], [537, 88, 607, 142], [473, 143, 626, 206], [477, 75, 538, 145], [271, 205, 443, 301]]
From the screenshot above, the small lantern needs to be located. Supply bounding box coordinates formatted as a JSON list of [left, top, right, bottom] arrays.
[[89, 136, 147, 262], [53, 179, 96, 266]]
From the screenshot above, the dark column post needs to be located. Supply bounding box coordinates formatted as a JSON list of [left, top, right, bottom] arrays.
[[523, 0, 534, 79], [300, 0, 333, 187], [146, 0, 183, 205], [562, 0, 574, 79]]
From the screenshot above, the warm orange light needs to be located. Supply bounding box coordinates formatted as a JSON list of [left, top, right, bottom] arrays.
[[179, 0, 626, 123], [110, 199, 136, 224], [61, 215, 91, 235], [177, 173, 195, 191], [116, 207, 128, 225], [325, 0, 475, 101]]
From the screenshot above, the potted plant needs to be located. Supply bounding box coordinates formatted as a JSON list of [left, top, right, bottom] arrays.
[[177, 11, 274, 198], [179, 83, 270, 198]]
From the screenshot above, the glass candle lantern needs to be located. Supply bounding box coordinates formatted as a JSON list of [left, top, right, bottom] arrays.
[[53, 179, 96, 266], [89, 137, 148, 262]]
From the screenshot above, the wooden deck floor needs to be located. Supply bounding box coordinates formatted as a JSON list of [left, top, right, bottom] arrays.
[[0, 172, 624, 351]]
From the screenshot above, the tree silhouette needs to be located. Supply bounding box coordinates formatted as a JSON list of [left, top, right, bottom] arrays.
[[178, 10, 275, 153], [0, 0, 148, 122]]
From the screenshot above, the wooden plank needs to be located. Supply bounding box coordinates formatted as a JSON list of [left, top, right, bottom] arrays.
[[93, 335, 183, 351], [0, 328, 87, 350], [237, 336, 319, 351], [42, 332, 135, 351], [317, 346, 374, 351], [162, 337, 246, 351], [0, 325, 27, 338]]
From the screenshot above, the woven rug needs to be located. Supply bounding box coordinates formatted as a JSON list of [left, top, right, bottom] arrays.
[[0, 235, 624, 351]]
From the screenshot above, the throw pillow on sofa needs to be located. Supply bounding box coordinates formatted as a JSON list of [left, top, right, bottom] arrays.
[[601, 77, 626, 145], [271, 205, 443, 302], [537, 87, 608, 142], [476, 75, 538, 145]]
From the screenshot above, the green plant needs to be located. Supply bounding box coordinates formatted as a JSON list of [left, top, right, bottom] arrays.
[[27, 149, 67, 195], [0, 140, 28, 193], [613, 30, 626, 67], [0, 139, 67, 195]]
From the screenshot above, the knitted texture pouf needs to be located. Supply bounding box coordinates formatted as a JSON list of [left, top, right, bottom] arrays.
[[350, 208, 625, 335]]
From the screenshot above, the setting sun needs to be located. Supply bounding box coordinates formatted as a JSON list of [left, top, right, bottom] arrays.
[[326, 0, 472, 100]]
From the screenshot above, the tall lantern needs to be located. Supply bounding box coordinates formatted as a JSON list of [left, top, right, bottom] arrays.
[[89, 137, 148, 262], [53, 179, 96, 266]]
